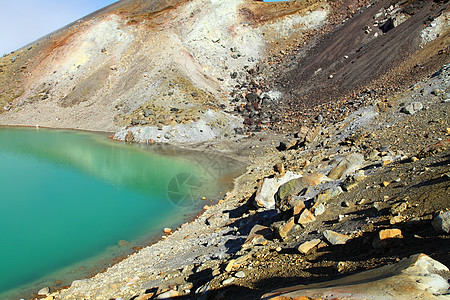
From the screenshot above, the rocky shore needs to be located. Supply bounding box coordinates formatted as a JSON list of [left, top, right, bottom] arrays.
[[1, 0, 448, 299], [31, 63, 448, 300]]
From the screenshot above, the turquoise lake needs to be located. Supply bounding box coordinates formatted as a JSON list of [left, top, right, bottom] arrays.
[[0, 127, 239, 299]]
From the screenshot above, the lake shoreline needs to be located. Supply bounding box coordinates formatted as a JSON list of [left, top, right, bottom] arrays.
[[0, 127, 246, 300]]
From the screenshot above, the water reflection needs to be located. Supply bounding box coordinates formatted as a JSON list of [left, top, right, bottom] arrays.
[[0, 127, 243, 299]]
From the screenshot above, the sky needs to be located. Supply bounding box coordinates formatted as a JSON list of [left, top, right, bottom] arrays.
[[0, 0, 118, 56]]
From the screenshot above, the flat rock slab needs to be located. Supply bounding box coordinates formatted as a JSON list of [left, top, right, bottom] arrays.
[[323, 230, 350, 245], [297, 239, 321, 254], [262, 254, 450, 300]]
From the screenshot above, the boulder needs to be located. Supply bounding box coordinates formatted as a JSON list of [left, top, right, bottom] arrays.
[[378, 228, 402, 240], [432, 211, 450, 233], [315, 186, 343, 203], [272, 217, 295, 240], [305, 126, 321, 143], [341, 171, 366, 191], [298, 239, 321, 254], [373, 229, 403, 248], [245, 92, 260, 103], [401, 102, 423, 115], [328, 153, 365, 180], [223, 277, 235, 285], [297, 208, 316, 226], [275, 173, 329, 211], [323, 230, 350, 245], [255, 172, 302, 209], [262, 254, 449, 299], [313, 203, 325, 216], [242, 224, 272, 249]]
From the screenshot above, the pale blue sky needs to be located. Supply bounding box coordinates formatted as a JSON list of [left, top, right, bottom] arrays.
[[0, 0, 118, 56]]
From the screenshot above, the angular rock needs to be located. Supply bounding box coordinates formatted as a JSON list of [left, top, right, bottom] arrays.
[[242, 224, 272, 249], [328, 153, 365, 180], [302, 172, 329, 186], [136, 293, 156, 300], [382, 156, 394, 165], [276, 173, 329, 211], [298, 239, 321, 254], [225, 260, 236, 272], [274, 163, 285, 176], [305, 126, 321, 143], [390, 215, 406, 225], [278, 139, 299, 151], [262, 254, 450, 299], [373, 229, 403, 248], [296, 126, 310, 140], [323, 230, 350, 245], [401, 102, 423, 115], [432, 211, 450, 233], [379, 228, 402, 240], [342, 172, 366, 191], [297, 208, 316, 226], [315, 186, 343, 203], [255, 172, 302, 209], [273, 217, 295, 240], [293, 201, 306, 217]]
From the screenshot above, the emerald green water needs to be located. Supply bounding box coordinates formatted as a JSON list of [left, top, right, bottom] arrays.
[[0, 127, 235, 299]]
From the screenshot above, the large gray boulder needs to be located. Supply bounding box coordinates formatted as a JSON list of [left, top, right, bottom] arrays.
[[432, 211, 450, 233]]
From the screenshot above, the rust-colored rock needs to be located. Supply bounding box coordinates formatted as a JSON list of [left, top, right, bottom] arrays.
[[297, 208, 316, 226], [297, 239, 321, 254], [378, 228, 402, 240], [273, 217, 295, 240]]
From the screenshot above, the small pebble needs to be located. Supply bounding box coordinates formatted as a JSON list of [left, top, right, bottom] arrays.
[[235, 271, 246, 278]]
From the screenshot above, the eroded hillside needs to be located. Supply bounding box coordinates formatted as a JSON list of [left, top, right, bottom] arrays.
[[0, 0, 331, 139]]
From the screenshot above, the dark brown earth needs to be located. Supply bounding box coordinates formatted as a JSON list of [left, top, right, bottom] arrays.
[[245, 0, 450, 132]]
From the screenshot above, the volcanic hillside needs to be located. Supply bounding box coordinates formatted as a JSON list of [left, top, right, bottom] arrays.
[[1, 0, 447, 143]]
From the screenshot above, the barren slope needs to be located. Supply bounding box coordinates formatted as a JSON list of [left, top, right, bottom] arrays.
[[0, 0, 330, 139]]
